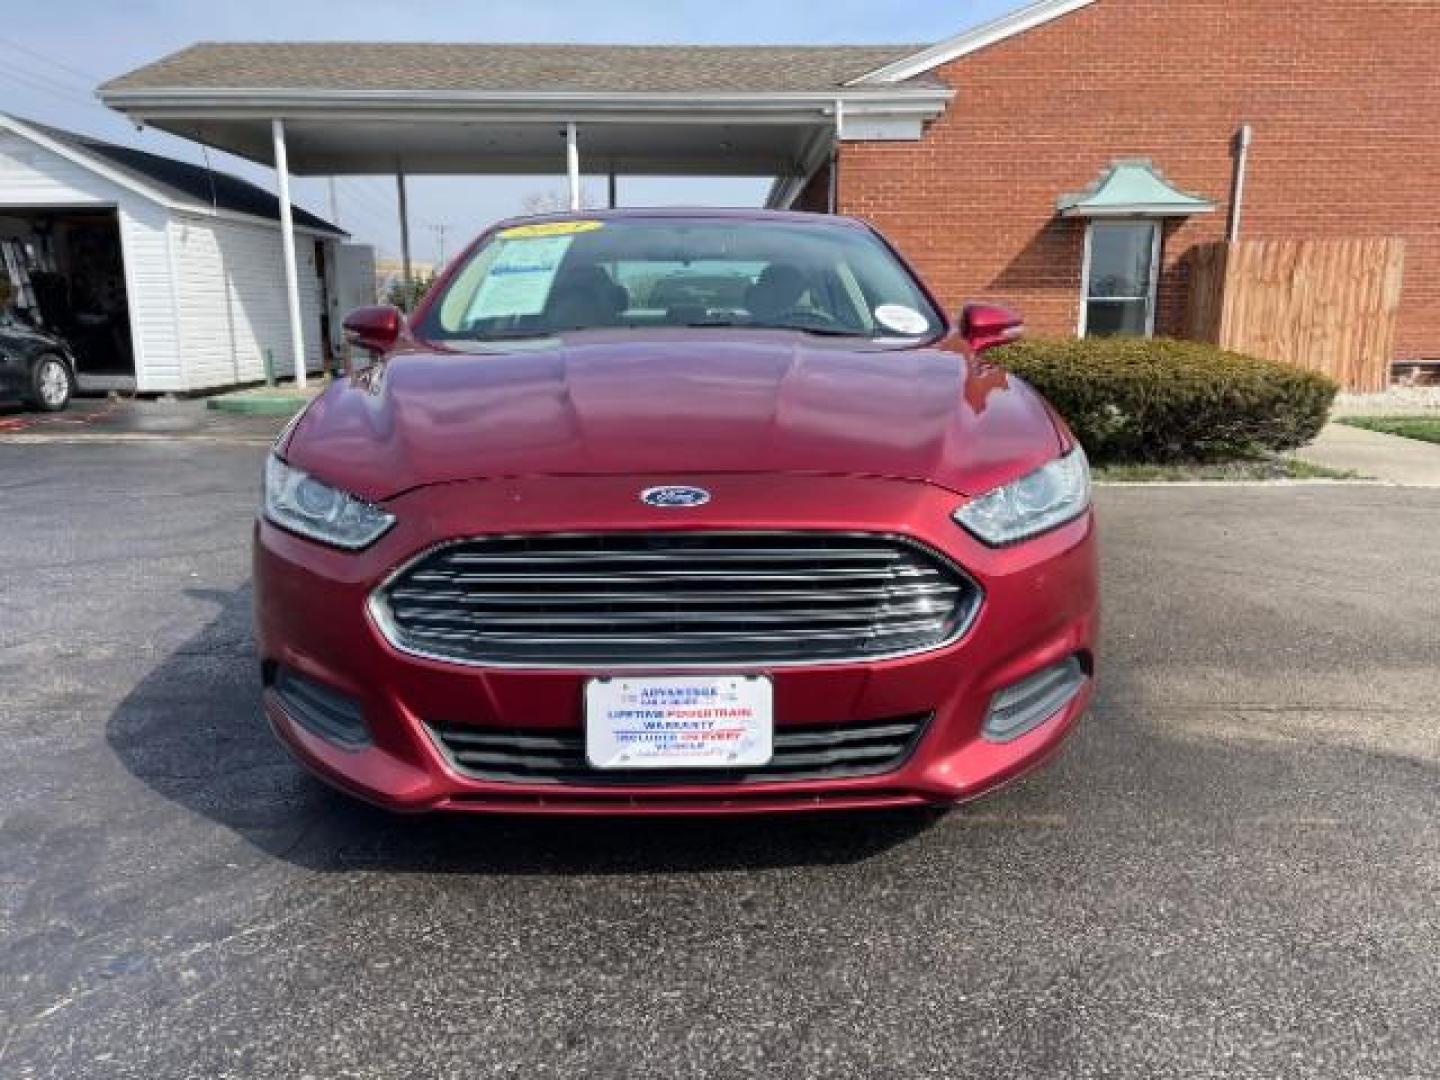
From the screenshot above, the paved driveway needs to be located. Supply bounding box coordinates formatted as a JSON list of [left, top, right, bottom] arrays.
[[2, 440, 1437, 1079]]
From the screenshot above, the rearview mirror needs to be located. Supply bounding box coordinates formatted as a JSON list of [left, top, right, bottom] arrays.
[[343, 305, 404, 355], [960, 302, 1024, 355]]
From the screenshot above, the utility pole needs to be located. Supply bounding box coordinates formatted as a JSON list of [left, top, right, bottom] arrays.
[[428, 223, 449, 266]]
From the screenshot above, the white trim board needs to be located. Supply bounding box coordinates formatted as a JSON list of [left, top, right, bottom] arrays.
[[848, 0, 1100, 84]]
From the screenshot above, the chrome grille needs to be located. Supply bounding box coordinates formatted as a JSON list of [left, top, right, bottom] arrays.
[[428, 714, 932, 785], [373, 532, 979, 667]]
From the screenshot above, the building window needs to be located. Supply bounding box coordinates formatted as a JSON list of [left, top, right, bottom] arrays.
[[1080, 220, 1160, 337]]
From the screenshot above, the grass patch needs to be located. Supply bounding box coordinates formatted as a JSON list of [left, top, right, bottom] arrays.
[[1094, 457, 1359, 483], [1338, 416, 1440, 446], [205, 378, 327, 417]]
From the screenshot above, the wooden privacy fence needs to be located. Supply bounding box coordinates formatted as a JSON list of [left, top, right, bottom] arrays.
[[1184, 238, 1405, 392]]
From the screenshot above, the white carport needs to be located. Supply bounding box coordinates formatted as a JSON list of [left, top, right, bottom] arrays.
[[0, 112, 350, 393], [98, 42, 952, 385]]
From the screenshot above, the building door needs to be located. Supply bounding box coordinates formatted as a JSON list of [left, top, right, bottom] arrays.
[[1080, 220, 1160, 337], [314, 239, 335, 375]]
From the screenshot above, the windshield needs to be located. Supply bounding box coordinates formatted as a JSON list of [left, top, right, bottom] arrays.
[[418, 217, 943, 342]]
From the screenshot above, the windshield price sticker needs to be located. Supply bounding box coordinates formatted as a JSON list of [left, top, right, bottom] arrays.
[[585, 676, 774, 770], [468, 234, 575, 319]]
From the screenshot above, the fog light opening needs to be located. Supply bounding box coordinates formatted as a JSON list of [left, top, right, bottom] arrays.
[[983, 655, 1087, 743], [272, 667, 371, 749]]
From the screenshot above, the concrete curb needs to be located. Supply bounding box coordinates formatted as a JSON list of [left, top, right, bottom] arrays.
[[205, 394, 312, 417]]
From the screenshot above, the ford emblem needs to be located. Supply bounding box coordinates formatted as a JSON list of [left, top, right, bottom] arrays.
[[640, 485, 711, 508]]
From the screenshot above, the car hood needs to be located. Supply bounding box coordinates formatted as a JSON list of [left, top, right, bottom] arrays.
[[285, 331, 1063, 502]]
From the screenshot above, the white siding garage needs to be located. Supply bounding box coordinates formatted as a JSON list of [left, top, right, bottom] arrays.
[[170, 212, 331, 389], [0, 113, 348, 393]]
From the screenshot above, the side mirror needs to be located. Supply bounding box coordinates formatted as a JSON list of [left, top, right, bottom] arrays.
[[960, 302, 1024, 355], [342, 305, 404, 355]]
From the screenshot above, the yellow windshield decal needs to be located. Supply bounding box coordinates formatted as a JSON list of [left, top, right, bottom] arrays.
[[498, 220, 604, 240]]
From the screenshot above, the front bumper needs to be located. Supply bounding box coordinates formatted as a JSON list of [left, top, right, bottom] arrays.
[[254, 473, 1098, 815]]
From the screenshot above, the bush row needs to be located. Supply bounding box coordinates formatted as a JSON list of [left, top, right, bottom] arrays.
[[991, 337, 1338, 464]]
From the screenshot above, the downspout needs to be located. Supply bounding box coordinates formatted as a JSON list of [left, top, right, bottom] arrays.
[[1227, 123, 1253, 242]]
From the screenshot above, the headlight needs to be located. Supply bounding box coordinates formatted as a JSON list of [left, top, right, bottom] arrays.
[[263, 454, 394, 550], [954, 446, 1091, 547]]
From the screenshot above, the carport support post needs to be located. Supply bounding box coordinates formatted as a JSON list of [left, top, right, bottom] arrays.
[[566, 122, 581, 211], [270, 119, 307, 389], [396, 166, 413, 303]]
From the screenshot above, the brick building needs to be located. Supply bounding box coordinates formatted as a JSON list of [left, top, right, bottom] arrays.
[[787, 0, 1439, 365]]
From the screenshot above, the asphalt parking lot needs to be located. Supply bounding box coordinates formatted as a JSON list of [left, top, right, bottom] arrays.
[[2, 432, 1438, 1079]]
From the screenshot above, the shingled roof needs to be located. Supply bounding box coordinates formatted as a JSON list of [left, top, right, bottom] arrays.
[[9, 116, 343, 235], [99, 42, 942, 95]]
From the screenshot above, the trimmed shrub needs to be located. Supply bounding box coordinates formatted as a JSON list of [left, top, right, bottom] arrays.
[[990, 337, 1338, 464]]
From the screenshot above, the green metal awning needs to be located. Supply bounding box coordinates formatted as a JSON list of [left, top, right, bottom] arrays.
[[1057, 160, 1215, 218]]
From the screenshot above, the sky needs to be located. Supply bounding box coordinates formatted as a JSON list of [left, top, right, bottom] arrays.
[[1, 0, 1025, 265]]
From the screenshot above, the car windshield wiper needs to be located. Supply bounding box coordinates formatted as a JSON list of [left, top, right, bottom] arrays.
[[466, 328, 560, 342], [465, 324, 896, 341], [684, 321, 878, 339]]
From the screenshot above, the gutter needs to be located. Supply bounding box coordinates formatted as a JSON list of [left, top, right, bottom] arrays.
[[98, 86, 953, 123]]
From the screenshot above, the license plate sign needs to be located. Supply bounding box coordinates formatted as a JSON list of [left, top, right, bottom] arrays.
[[585, 675, 773, 770]]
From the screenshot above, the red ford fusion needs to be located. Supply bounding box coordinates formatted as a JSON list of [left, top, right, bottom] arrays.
[[254, 209, 1097, 815]]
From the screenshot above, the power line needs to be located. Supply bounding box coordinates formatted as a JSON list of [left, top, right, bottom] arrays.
[[347, 180, 395, 209], [354, 177, 400, 209], [340, 182, 398, 224], [0, 39, 107, 113], [348, 197, 402, 231], [335, 181, 406, 254], [325, 179, 454, 262], [0, 37, 105, 87], [343, 176, 394, 204], [0, 66, 97, 110], [0, 49, 96, 102]]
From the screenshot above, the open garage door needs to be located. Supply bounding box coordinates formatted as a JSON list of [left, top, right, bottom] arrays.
[[0, 206, 135, 391]]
